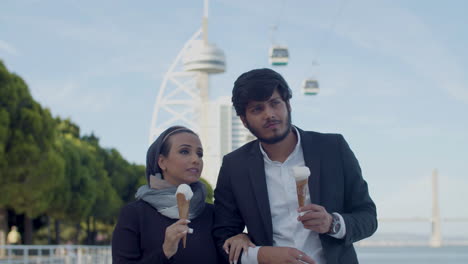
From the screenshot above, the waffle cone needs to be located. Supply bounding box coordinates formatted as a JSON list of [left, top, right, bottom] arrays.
[[296, 179, 308, 207], [176, 193, 190, 248]]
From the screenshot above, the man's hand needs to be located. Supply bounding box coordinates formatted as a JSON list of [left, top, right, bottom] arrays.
[[258, 246, 315, 264], [297, 204, 333, 234]]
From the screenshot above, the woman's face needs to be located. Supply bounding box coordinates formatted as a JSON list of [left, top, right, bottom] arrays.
[[158, 132, 203, 186]]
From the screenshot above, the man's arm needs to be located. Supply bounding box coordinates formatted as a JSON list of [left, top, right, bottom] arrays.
[[338, 134, 378, 246], [213, 157, 247, 263], [257, 247, 316, 264]]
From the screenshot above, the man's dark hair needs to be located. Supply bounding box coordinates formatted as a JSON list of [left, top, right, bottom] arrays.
[[232, 68, 292, 116]]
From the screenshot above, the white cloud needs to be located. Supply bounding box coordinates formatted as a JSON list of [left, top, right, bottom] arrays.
[[439, 74, 468, 104], [351, 114, 397, 127], [333, 0, 468, 103], [30, 79, 113, 116], [0, 40, 19, 55], [3, 13, 132, 48], [81, 53, 168, 80]]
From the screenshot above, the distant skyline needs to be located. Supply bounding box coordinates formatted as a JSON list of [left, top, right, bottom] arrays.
[[1, 0, 467, 236]]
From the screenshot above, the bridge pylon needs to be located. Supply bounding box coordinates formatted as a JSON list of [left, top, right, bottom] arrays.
[[430, 168, 442, 247]]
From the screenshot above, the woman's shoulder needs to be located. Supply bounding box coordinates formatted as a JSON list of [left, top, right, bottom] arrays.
[[191, 203, 214, 221], [118, 199, 155, 217], [200, 203, 215, 219], [204, 202, 214, 211], [121, 199, 148, 210]]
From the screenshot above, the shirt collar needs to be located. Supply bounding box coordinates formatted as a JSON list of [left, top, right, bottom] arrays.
[[259, 125, 301, 164]]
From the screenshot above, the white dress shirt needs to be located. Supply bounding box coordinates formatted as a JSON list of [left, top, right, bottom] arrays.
[[241, 128, 346, 264]]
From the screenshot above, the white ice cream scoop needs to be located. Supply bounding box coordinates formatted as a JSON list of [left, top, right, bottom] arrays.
[[292, 166, 310, 182], [176, 184, 193, 200]]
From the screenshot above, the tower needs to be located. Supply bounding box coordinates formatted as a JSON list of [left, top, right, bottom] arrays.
[[430, 168, 442, 247], [148, 0, 228, 186]]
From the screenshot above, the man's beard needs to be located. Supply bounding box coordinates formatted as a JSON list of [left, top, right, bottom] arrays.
[[245, 110, 292, 145]]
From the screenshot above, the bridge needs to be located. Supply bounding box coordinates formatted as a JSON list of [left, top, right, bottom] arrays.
[[358, 169, 468, 247]]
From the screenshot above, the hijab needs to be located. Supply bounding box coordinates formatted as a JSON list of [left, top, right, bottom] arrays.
[[136, 126, 206, 219]]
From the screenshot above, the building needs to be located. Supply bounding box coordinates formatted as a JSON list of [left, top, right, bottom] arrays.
[[202, 96, 254, 187]]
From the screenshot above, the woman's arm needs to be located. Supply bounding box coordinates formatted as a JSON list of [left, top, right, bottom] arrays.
[[112, 203, 175, 264]]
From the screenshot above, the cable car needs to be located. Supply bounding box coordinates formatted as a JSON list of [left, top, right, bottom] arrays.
[[269, 45, 289, 66], [302, 79, 319, 95]]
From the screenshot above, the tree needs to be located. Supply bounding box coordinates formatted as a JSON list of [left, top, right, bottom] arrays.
[[0, 60, 65, 244], [200, 178, 214, 204], [99, 148, 144, 204], [0, 60, 154, 245], [0, 69, 9, 248], [46, 119, 118, 244]]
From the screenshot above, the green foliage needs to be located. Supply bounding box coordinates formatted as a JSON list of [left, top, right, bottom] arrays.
[[49, 119, 125, 224], [56, 118, 80, 138], [99, 148, 141, 204], [199, 178, 214, 204], [0, 60, 65, 217], [88, 154, 122, 222], [47, 133, 98, 221], [0, 108, 9, 172], [0, 59, 162, 243]]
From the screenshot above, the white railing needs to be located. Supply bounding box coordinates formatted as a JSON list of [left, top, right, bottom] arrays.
[[0, 245, 111, 264]]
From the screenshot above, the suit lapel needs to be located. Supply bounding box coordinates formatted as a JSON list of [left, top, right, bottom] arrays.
[[299, 129, 321, 205], [247, 142, 274, 244]]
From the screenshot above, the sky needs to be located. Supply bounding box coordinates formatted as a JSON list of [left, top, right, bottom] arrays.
[[1, 0, 467, 238]]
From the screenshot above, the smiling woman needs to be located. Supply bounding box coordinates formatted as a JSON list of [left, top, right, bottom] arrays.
[[111, 126, 253, 264]]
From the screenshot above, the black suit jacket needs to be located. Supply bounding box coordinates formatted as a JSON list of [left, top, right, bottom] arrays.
[[213, 128, 377, 264]]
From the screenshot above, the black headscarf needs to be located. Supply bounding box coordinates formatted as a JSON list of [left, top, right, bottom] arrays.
[[137, 125, 206, 219], [145, 125, 196, 185]]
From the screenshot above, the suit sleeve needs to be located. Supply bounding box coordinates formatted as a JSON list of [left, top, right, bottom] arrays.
[[337, 135, 378, 246], [212, 156, 247, 263], [112, 204, 174, 264]]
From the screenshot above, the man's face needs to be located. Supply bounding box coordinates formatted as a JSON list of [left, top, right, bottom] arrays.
[[241, 89, 292, 144]]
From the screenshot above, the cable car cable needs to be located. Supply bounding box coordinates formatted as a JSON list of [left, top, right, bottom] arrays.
[[312, 0, 349, 64]]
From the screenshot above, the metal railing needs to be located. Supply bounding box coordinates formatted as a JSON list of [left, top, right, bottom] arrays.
[[0, 245, 111, 264]]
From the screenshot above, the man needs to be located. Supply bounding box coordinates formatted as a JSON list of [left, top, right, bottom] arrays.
[[7, 226, 21, 245], [213, 68, 377, 264]]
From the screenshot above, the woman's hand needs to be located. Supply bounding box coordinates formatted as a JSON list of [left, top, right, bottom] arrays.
[[162, 219, 191, 259], [223, 233, 256, 264]]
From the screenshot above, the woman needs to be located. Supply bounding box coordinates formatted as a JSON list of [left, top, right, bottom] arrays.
[[112, 126, 253, 263]]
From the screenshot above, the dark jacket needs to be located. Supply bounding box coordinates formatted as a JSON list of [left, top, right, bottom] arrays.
[[112, 200, 220, 264], [213, 128, 377, 264]]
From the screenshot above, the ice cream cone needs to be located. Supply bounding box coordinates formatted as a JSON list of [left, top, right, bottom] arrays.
[[296, 179, 308, 207], [292, 166, 310, 207], [176, 193, 190, 248]]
